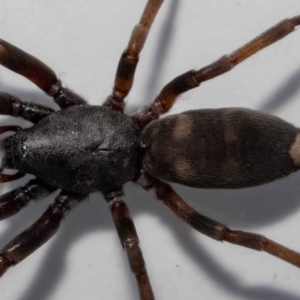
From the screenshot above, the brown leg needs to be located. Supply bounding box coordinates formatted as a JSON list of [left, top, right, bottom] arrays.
[[102, 0, 164, 112], [0, 126, 25, 183], [0, 125, 21, 134], [0, 191, 86, 276], [0, 171, 25, 183], [104, 189, 155, 300], [0, 179, 56, 220], [133, 15, 300, 129], [136, 171, 300, 268], [0, 39, 86, 108], [0, 92, 54, 123]]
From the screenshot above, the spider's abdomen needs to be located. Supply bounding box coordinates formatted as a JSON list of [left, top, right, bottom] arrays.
[[2, 105, 142, 194], [143, 108, 300, 189]]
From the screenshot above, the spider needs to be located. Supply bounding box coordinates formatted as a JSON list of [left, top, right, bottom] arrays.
[[0, 1, 300, 300]]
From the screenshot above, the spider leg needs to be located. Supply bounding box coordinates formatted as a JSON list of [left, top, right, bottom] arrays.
[[136, 172, 300, 268], [0, 39, 86, 109], [0, 126, 25, 183], [0, 179, 56, 220], [103, 0, 163, 112], [0, 171, 25, 183], [0, 190, 86, 276], [133, 15, 300, 129], [0, 92, 54, 123], [104, 189, 155, 300]]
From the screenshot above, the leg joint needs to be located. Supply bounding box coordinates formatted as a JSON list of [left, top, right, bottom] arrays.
[[221, 228, 268, 251]]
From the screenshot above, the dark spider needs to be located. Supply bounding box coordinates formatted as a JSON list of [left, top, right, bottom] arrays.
[[0, 1, 300, 299]]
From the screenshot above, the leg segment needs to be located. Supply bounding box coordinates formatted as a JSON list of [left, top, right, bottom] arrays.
[[0, 179, 56, 220], [136, 171, 300, 268], [0, 39, 86, 108], [0, 191, 86, 276], [0, 126, 25, 183], [104, 189, 154, 300], [0, 171, 25, 183], [133, 15, 300, 129], [103, 0, 164, 112], [0, 125, 21, 134], [0, 92, 54, 123]]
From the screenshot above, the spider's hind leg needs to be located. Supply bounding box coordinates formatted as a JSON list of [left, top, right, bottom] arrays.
[[133, 15, 300, 129], [0, 39, 86, 109], [137, 172, 300, 269], [103, 0, 163, 112]]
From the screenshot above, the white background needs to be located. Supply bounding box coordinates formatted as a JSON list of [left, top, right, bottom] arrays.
[[0, 1, 300, 300]]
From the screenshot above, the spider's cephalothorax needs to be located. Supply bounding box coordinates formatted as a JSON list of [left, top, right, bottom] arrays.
[[1, 105, 142, 194], [0, 1, 300, 299]]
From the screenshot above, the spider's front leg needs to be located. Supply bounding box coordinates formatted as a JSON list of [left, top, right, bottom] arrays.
[[0, 39, 86, 109], [0, 191, 86, 276], [0, 93, 54, 181], [104, 189, 155, 300], [103, 0, 163, 112]]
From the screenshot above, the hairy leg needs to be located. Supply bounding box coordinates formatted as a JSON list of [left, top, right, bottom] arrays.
[[133, 15, 300, 129], [137, 171, 300, 268], [0, 39, 86, 109], [0, 92, 54, 123], [104, 189, 155, 300], [103, 0, 163, 112]]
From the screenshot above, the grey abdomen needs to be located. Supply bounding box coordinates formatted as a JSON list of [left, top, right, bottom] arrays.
[[142, 108, 300, 189]]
